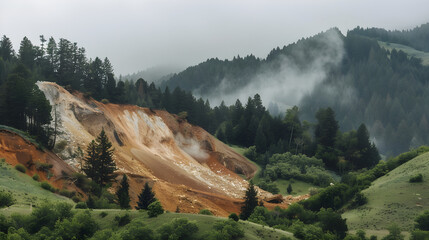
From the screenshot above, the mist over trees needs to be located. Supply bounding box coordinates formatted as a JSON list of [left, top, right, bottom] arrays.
[[157, 24, 429, 156]]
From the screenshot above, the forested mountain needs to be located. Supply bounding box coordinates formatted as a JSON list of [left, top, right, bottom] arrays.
[[160, 24, 429, 156]]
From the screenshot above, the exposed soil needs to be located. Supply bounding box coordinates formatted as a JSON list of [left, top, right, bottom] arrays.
[[30, 82, 305, 216], [0, 129, 83, 195]]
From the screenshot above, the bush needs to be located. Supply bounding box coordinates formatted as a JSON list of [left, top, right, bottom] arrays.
[[32, 173, 40, 181], [120, 219, 155, 240], [415, 211, 429, 231], [0, 191, 14, 208], [353, 192, 368, 207], [158, 218, 199, 240], [40, 181, 55, 192], [199, 209, 213, 215], [410, 174, 423, 183], [101, 99, 110, 104], [411, 230, 429, 240], [59, 189, 75, 198], [205, 220, 244, 240], [14, 164, 26, 173], [99, 212, 108, 218], [114, 214, 131, 227], [147, 201, 164, 218], [228, 213, 239, 222], [75, 201, 88, 209], [35, 162, 53, 172]]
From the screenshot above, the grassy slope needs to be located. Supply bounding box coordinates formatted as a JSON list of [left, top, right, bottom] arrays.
[[343, 152, 429, 235], [90, 209, 296, 240], [378, 41, 429, 66], [0, 160, 73, 215], [229, 145, 319, 196], [0, 158, 295, 239]]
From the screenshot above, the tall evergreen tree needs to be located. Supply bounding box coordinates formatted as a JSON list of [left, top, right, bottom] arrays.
[[0, 35, 15, 61], [18, 37, 35, 69], [240, 181, 258, 220], [83, 129, 116, 186], [136, 182, 156, 210], [116, 174, 130, 209]]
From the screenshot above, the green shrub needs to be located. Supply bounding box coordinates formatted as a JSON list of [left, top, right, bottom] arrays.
[[32, 173, 40, 181], [59, 189, 75, 198], [199, 209, 213, 215], [99, 212, 108, 218], [0, 191, 14, 208], [75, 202, 88, 209], [410, 174, 423, 183], [35, 162, 53, 172], [40, 181, 55, 192], [114, 214, 131, 227], [101, 99, 110, 104], [147, 201, 164, 218], [119, 219, 155, 240], [205, 220, 244, 240], [228, 213, 239, 222], [14, 164, 26, 173], [72, 196, 80, 203], [415, 211, 429, 231], [158, 218, 199, 240], [411, 230, 429, 240]]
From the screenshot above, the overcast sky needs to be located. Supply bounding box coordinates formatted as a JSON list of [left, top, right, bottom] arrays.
[[1, 0, 429, 75]]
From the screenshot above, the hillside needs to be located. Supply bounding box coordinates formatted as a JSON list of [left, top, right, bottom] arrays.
[[342, 152, 429, 232], [158, 25, 429, 156], [0, 128, 83, 196], [34, 82, 300, 215]]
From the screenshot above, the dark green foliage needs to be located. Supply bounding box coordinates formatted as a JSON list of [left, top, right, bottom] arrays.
[[116, 174, 130, 209], [287, 184, 292, 194], [82, 129, 117, 186], [264, 152, 334, 187], [14, 164, 26, 173], [410, 174, 423, 183], [415, 211, 429, 231], [119, 219, 155, 240], [317, 208, 348, 239], [147, 200, 164, 218], [75, 202, 88, 209], [382, 224, 404, 240], [291, 220, 334, 240], [228, 213, 239, 222], [353, 192, 368, 207], [136, 182, 156, 210], [258, 179, 280, 194], [301, 183, 353, 211], [410, 230, 429, 240], [99, 211, 108, 218], [29, 202, 73, 233], [199, 209, 213, 215], [32, 173, 39, 181], [114, 214, 131, 227], [205, 220, 244, 240], [158, 218, 199, 240], [0, 191, 14, 208], [240, 181, 258, 220], [40, 181, 55, 192], [53, 210, 98, 240]]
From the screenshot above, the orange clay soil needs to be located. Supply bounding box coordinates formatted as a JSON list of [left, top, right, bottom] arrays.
[[32, 82, 306, 215], [0, 129, 84, 195]]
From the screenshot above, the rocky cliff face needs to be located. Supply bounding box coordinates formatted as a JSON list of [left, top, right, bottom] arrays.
[[36, 82, 263, 215]]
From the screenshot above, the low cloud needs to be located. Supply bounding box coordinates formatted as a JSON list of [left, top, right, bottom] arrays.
[[200, 29, 345, 114]]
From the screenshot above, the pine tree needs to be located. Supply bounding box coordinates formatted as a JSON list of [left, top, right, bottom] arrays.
[[116, 174, 130, 209], [96, 128, 116, 185], [136, 182, 156, 210], [83, 129, 117, 186], [287, 184, 293, 194], [240, 181, 258, 220]]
